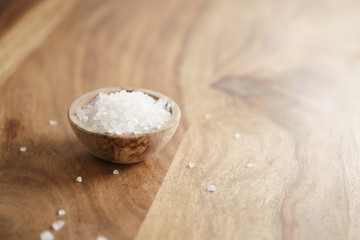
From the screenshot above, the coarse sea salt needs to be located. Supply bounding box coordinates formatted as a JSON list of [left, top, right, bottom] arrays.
[[246, 163, 254, 168], [40, 230, 54, 240], [77, 90, 171, 135], [58, 209, 66, 216], [204, 114, 211, 120], [113, 169, 119, 175], [234, 133, 241, 139], [97, 236, 108, 240], [188, 162, 196, 168], [49, 120, 58, 126], [76, 176, 82, 183], [206, 185, 216, 192], [52, 220, 65, 231], [20, 146, 27, 152]]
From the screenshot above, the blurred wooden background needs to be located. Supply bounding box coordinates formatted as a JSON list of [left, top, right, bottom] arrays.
[[1, 0, 360, 239]]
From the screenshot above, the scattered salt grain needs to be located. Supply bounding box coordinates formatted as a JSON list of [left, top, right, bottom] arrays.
[[206, 185, 216, 192], [216, 122, 222, 126], [20, 147, 27, 152], [204, 114, 211, 120], [113, 169, 119, 175], [40, 230, 54, 240], [97, 236, 108, 240], [76, 176, 82, 183], [234, 133, 241, 139], [52, 220, 65, 231], [58, 209, 66, 216], [77, 90, 171, 134], [245, 163, 254, 168], [188, 162, 196, 168], [49, 120, 58, 126]]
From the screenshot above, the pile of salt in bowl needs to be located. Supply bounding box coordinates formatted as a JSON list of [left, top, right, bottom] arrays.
[[77, 90, 171, 134]]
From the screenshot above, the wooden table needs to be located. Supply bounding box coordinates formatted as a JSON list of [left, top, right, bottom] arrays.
[[1, 0, 360, 239]]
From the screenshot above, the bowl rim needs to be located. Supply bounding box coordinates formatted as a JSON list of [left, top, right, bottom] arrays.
[[68, 87, 181, 138]]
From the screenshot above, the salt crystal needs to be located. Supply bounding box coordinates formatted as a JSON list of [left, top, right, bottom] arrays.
[[97, 236, 108, 240], [49, 120, 58, 126], [188, 162, 196, 168], [204, 114, 211, 120], [77, 90, 171, 134], [52, 220, 65, 231], [113, 169, 119, 175], [58, 209, 66, 216], [76, 176, 82, 182], [206, 185, 216, 192], [20, 147, 27, 152], [234, 133, 241, 139], [246, 163, 254, 168], [216, 122, 222, 126], [40, 230, 54, 240]]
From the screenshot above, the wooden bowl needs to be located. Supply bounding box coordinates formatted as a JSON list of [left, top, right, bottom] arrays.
[[68, 87, 181, 164]]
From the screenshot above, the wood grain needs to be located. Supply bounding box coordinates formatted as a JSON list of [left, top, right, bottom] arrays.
[[0, 0, 40, 37], [1, 0, 360, 239], [136, 0, 360, 239], [0, 0, 80, 86], [0, 0, 198, 239]]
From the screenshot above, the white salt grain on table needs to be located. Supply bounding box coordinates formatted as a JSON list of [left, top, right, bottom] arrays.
[[58, 209, 66, 216], [49, 120, 58, 126], [113, 169, 119, 175], [76, 176, 82, 183], [97, 236, 108, 240], [206, 185, 216, 192], [20, 146, 27, 152], [40, 230, 54, 240], [204, 114, 211, 120], [234, 133, 241, 139], [188, 162, 196, 168], [245, 163, 254, 168], [77, 90, 171, 134], [216, 122, 222, 126], [52, 220, 65, 231]]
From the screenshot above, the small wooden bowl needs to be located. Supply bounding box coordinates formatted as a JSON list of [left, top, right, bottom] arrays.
[[68, 87, 181, 164]]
